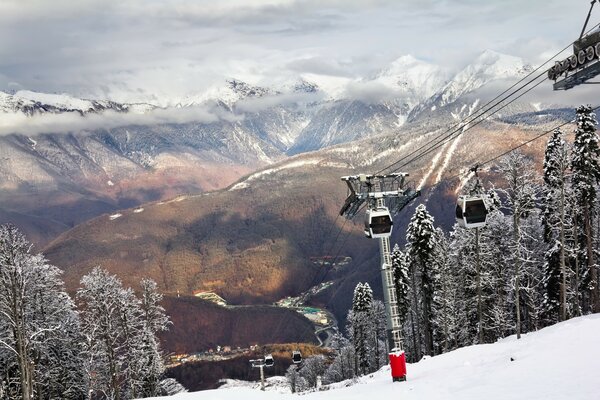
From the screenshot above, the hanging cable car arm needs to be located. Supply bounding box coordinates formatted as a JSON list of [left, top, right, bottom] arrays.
[[581, 0, 598, 39]]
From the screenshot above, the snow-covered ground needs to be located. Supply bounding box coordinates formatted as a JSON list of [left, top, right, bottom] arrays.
[[149, 315, 600, 400]]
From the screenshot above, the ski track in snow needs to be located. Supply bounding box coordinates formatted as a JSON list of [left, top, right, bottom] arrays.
[[417, 143, 448, 191], [146, 315, 600, 400], [230, 158, 348, 191], [434, 134, 463, 185]]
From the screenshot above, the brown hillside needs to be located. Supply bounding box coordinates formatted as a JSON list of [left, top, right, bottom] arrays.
[[43, 120, 569, 329]]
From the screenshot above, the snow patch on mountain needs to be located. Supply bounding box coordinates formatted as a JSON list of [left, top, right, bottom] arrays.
[[438, 50, 532, 107], [15, 90, 95, 111], [374, 55, 450, 104], [229, 158, 324, 190]]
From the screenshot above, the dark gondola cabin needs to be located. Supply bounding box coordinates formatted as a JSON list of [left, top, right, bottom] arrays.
[[264, 354, 274, 367], [455, 195, 488, 229], [364, 207, 393, 238], [292, 351, 302, 364]]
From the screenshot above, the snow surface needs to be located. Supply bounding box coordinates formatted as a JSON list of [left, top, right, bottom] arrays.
[[15, 90, 95, 111], [147, 315, 600, 400], [109, 213, 122, 220], [229, 158, 323, 190]]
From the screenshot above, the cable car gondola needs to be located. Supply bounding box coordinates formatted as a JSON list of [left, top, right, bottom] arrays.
[[291, 351, 302, 364], [455, 195, 488, 229], [364, 207, 393, 239], [264, 354, 274, 367]]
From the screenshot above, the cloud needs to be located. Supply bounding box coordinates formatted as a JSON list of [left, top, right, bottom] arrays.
[[0, 106, 241, 136], [0, 0, 593, 106], [342, 81, 400, 104], [0, 89, 330, 136], [235, 91, 325, 113]]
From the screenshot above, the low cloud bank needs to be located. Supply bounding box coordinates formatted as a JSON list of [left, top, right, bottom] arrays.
[[0, 104, 237, 136]]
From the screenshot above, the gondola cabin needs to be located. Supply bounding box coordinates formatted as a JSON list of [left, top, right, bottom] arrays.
[[264, 354, 274, 367], [455, 195, 488, 229], [292, 351, 302, 364], [364, 207, 393, 239]]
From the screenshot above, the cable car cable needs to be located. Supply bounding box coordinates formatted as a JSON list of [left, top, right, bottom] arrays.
[[387, 75, 548, 175], [377, 20, 600, 176], [419, 104, 599, 194], [375, 21, 600, 176], [378, 70, 549, 176]]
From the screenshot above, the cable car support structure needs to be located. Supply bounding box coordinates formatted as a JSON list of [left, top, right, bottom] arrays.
[[339, 173, 420, 382]]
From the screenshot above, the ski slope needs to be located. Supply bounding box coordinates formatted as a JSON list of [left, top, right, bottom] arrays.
[[150, 315, 600, 400]]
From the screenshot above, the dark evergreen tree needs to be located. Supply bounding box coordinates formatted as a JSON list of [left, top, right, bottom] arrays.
[[406, 204, 438, 356], [571, 105, 600, 313], [541, 128, 572, 323], [391, 244, 411, 328], [348, 283, 373, 375]]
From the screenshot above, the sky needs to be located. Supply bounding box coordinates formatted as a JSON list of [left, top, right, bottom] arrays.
[[0, 0, 595, 105]]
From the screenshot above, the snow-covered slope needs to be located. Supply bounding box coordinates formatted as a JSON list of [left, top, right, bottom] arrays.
[[151, 314, 600, 399], [409, 50, 534, 122], [374, 55, 450, 107]]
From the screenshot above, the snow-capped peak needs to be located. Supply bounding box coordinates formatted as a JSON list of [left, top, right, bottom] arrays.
[[374, 54, 451, 104], [15, 90, 95, 112], [437, 50, 532, 107]]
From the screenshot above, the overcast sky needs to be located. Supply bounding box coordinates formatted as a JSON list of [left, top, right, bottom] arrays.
[[0, 0, 594, 104]]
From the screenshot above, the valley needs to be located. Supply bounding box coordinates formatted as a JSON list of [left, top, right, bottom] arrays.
[[0, 45, 584, 394]]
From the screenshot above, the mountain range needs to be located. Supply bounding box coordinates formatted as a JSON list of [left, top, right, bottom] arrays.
[[0, 49, 577, 352]]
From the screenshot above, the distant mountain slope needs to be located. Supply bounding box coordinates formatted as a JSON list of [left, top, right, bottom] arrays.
[[0, 50, 566, 247], [43, 113, 570, 329]]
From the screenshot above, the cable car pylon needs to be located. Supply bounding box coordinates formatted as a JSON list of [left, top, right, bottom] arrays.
[[339, 173, 420, 382], [549, 0, 600, 90]]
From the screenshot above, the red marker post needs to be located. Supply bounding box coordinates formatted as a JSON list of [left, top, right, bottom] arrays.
[[389, 350, 407, 382]]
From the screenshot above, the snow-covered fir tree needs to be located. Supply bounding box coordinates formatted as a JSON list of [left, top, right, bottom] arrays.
[[541, 128, 572, 323], [347, 282, 374, 375], [285, 364, 306, 393], [406, 204, 438, 356], [391, 244, 410, 328], [571, 105, 600, 313], [369, 300, 388, 370]]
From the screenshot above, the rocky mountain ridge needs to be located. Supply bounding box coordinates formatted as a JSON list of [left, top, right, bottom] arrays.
[[0, 50, 556, 247]]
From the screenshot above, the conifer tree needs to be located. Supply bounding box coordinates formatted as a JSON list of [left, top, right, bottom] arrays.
[[571, 105, 600, 313], [406, 204, 438, 355], [348, 282, 373, 375], [391, 244, 410, 328], [541, 128, 571, 322]]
